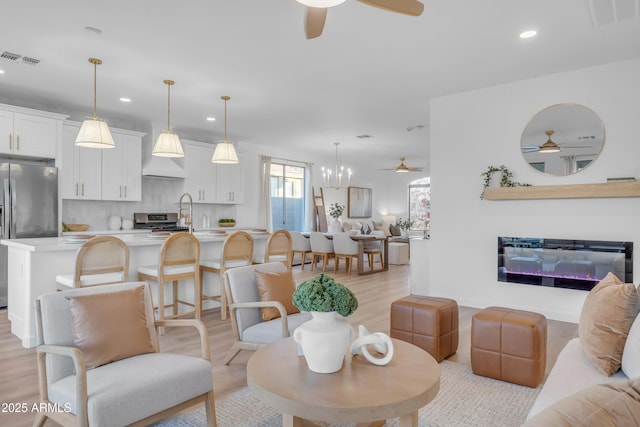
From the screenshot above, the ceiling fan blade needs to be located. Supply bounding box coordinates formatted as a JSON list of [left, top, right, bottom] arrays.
[[357, 0, 424, 16], [408, 167, 424, 171], [305, 7, 327, 39]]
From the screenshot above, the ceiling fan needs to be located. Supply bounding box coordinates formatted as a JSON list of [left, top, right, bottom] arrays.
[[521, 130, 589, 154], [298, 0, 425, 39], [381, 157, 424, 173]]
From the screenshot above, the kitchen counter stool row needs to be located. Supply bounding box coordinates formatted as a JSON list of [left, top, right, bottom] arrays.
[[55, 231, 293, 323]]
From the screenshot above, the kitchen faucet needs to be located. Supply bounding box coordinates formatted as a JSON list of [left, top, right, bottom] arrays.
[[178, 192, 193, 233]]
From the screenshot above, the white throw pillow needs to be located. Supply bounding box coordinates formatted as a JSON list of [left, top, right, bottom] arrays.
[[622, 312, 640, 378]]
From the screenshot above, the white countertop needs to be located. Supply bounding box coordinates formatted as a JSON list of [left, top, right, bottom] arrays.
[[1, 230, 270, 252]]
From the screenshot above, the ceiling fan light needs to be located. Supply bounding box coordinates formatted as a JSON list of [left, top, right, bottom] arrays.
[[75, 117, 115, 148], [539, 145, 560, 153], [396, 167, 409, 173], [153, 131, 184, 157], [297, 0, 347, 7], [212, 140, 239, 164]]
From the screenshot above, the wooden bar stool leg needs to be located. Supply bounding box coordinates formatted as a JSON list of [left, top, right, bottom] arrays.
[[158, 279, 165, 335], [194, 271, 201, 321], [172, 281, 178, 316], [220, 269, 228, 321]]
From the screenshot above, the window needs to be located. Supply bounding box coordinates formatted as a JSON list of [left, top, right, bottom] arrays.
[[409, 177, 430, 231], [270, 161, 306, 231]]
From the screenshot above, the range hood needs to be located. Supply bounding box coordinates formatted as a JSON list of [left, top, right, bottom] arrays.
[[142, 156, 187, 179]]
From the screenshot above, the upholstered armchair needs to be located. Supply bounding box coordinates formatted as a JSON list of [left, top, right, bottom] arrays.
[[223, 262, 312, 364], [33, 282, 216, 427]]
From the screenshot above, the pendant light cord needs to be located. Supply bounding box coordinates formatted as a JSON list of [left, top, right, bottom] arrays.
[[92, 60, 97, 120]]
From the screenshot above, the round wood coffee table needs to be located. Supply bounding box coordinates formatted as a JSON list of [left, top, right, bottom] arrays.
[[247, 337, 440, 427]]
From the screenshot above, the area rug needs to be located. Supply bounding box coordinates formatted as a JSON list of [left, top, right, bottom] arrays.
[[155, 360, 540, 427]]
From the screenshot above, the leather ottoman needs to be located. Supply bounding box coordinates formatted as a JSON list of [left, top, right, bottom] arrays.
[[390, 296, 458, 362], [471, 306, 547, 387]]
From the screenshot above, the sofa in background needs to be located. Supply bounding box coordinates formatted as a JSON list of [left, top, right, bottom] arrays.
[[525, 273, 640, 425]]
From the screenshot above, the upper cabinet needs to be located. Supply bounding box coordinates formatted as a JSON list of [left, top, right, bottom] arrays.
[[61, 121, 144, 201], [182, 140, 244, 204], [102, 133, 142, 201], [0, 104, 68, 159]]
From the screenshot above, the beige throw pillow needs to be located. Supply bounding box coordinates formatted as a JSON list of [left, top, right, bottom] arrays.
[[255, 270, 300, 321], [578, 272, 640, 376], [374, 222, 392, 237], [69, 286, 154, 370], [523, 378, 640, 426]]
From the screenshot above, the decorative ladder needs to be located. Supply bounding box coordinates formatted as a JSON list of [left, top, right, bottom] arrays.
[[313, 187, 328, 232]]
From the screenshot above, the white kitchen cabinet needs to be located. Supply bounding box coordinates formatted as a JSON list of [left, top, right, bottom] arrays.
[[61, 121, 143, 201], [61, 123, 102, 200], [0, 104, 67, 158], [101, 132, 142, 201], [182, 141, 217, 203], [215, 160, 244, 204]]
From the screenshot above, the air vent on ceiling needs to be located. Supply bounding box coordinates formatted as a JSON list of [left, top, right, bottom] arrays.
[[1, 51, 22, 62], [21, 57, 40, 66], [587, 0, 639, 27], [356, 134, 373, 139]]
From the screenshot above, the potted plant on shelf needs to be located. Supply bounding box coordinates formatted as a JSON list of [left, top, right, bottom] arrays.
[[396, 218, 411, 238], [327, 203, 345, 234], [292, 273, 358, 373], [218, 218, 236, 227]]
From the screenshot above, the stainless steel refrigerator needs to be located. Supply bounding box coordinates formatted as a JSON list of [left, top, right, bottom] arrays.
[[0, 162, 58, 308]]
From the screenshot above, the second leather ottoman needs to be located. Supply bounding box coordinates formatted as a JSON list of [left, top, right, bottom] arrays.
[[390, 295, 459, 362]]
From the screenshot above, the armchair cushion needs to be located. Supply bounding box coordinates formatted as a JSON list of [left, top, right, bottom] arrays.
[[68, 286, 154, 369], [255, 270, 300, 321], [49, 352, 212, 427], [578, 272, 640, 376], [242, 312, 313, 344]]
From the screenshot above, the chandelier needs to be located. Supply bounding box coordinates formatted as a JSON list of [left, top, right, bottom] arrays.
[[321, 142, 352, 189]]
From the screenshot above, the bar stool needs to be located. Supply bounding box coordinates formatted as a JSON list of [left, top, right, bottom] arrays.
[[56, 236, 130, 290], [253, 229, 292, 269], [137, 232, 201, 325], [309, 232, 334, 272], [290, 231, 312, 269], [200, 230, 254, 320]]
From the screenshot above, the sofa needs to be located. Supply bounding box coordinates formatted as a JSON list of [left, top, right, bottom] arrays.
[[524, 273, 640, 425]]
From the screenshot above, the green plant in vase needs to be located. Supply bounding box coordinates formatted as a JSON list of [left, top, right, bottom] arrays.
[[293, 273, 358, 316]]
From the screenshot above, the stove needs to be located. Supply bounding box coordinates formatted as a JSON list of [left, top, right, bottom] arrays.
[[133, 212, 190, 232]]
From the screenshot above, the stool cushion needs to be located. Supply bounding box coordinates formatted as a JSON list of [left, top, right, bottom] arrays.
[[471, 306, 547, 387], [200, 259, 251, 270], [137, 265, 195, 277], [390, 296, 458, 362], [56, 272, 125, 289]]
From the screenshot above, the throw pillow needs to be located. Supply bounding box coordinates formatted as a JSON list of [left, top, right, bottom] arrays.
[[523, 378, 640, 427], [255, 269, 300, 321], [578, 272, 640, 376], [389, 225, 402, 236], [68, 286, 154, 370], [373, 222, 392, 237], [622, 291, 640, 378]]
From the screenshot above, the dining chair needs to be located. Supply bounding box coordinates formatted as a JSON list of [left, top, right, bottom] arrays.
[[253, 229, 292, 269], [364, 230, 385, 270], [290, 231, 312, 270], [332, 232, 360, 274], [200, 230, 254, 320], [309, 232, 334, 272], [137, 232, 201, 326], [56, 235, 130, 290]]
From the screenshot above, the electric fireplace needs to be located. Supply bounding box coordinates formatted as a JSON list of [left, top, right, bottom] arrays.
[[498, 237, 633, 291]]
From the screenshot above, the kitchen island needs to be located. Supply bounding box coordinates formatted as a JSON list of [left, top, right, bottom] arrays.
[[1, 231, 269, 348]]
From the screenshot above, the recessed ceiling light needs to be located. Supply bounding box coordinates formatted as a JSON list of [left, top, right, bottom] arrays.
[[119, 97, 131, 103], [520, 30, 537, 39], [85, 26, 103, 36], [206, 117, 216, 122], [0, 69, 5, 74]]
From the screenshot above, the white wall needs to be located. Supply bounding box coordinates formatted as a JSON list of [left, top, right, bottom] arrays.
[[429, 57, 640, 323]]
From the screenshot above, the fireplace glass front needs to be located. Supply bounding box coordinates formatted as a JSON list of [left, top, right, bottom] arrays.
[[498, 237, 632, 291]]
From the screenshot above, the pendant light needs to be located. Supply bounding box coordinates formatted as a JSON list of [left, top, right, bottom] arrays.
[[211, 95, 239, 164], [75, 58, 115, 148], [152, 80, 184, 157], [321, 142, 352, 188]]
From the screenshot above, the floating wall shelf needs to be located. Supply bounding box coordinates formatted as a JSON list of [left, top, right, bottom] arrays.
[[482, 181, 640, 200]]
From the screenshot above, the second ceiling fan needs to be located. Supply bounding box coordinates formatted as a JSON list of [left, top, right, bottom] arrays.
[[299, 0, 425, 39], [381, 157, 424, 173]]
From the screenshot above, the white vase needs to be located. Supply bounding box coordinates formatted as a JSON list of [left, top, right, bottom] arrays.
[[293, 311, 354, 373], [329, 218, 342, 234]]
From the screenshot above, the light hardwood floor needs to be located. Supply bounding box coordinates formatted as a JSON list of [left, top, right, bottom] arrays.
[[0, 263, 578, 427]]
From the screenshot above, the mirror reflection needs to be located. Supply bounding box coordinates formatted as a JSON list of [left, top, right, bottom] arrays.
[[521, 104, 605, 176]]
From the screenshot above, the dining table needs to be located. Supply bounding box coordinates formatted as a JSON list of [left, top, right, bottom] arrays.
[[301, 232, 389, 275]]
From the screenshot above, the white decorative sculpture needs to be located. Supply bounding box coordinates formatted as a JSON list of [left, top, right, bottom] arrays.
[[350, 325, 394, 366]]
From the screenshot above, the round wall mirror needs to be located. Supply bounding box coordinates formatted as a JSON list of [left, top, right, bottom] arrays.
[[521, 104, 605, 176]]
